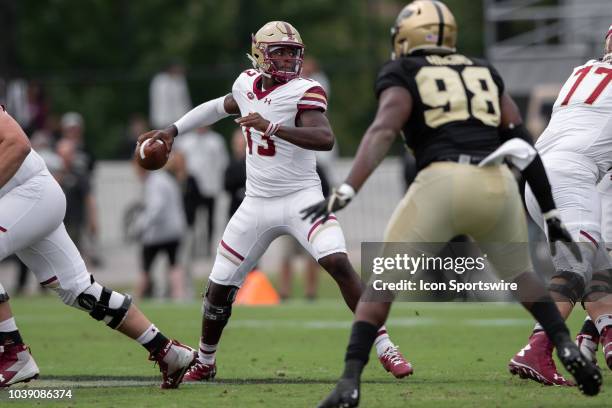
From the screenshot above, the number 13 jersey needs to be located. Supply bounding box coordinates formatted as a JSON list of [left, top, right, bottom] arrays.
[[232, 69, 328, 198], [536, 59, 612, 178], [375, 53, 505, 171]]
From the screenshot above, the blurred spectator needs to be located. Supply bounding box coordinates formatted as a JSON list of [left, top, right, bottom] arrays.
[[117, 114, 149, 160], [301, 56, 330, 96], [224, 128, 247, 218], [31, 130, 62, 174], [132, 154, 187, 300], [55, 138, 98, 257], [60, 112, 96, 174], [175, 126, 229, 256], [60, 112, 102, 265], [149, 61, 192, 129], [278, 237, 321, 301], [25, 81, 49, 134], [5, 79, 30, 130], [5, 79, 49, 135]]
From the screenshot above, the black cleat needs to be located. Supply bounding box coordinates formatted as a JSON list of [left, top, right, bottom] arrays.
[[557, 341, 602, 396], [318, 378, 360, 408]]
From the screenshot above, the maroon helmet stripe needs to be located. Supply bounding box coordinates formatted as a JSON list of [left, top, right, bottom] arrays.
[[283, 22, 294, 40]]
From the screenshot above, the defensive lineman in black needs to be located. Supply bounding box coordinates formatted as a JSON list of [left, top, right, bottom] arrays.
[[301, 1, 602, 407]]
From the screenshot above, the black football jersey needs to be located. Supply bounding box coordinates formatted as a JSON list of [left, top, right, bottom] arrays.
[[375, 53, 505, 170]]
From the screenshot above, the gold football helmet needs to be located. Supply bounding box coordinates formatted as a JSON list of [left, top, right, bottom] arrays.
[[248, 21, 305, 82], [604, 24, 612, 62], [391, 1, 457, 59]]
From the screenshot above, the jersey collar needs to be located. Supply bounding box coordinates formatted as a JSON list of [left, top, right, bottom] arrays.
[[253, 75, 290, 100]]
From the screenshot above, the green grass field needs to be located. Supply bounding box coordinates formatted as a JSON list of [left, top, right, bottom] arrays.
[[1, 287, 609, 407]]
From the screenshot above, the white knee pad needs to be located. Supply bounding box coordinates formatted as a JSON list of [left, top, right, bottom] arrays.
[[209, 252, 253, 287], [70, 279, 132, 329]]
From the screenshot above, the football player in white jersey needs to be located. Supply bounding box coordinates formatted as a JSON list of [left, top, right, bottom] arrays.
[[509, 25, 612, 385], [139, 21, 412, 382], [0, 106, 196, 388]]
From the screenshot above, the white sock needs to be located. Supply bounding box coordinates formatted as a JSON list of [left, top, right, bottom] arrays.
[[0, 317, 18, 332], [136, 324, 159, 345], [198, 339, 216, 364], [594, 314, 612, 334], [374, 326, 394, 356]]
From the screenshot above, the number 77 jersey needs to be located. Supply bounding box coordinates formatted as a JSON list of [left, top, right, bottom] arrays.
[[536, 59, 612, 176], [374, 53, 505, 171]]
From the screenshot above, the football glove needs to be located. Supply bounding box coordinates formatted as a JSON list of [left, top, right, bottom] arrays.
[[544, 210, 582, 262], [300, 183, 356, 223]]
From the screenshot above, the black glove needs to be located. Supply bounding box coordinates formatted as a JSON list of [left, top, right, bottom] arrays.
[[300, 183, 356, 223], [545, 211, 582, 262]]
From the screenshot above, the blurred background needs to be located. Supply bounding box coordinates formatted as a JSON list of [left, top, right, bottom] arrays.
[[0, 0, 611, 300]]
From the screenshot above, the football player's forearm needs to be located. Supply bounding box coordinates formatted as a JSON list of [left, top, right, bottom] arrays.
[[173, 95, 230, 135], [345, 127, 396, 192], [275, 126, 334, 151], [522, 154, 556, 214]]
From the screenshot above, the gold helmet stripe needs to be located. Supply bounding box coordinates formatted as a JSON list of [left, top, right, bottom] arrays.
[[432, 1, 445, 47]]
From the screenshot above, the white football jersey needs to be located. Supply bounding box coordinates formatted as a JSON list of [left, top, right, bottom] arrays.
[[536, 59, 612, 178], [232, 69, 328, 197]]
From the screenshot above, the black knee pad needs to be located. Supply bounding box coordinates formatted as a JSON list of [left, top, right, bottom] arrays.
[[549, 270, 585, 306], [581, 271, 612, 306], [203, 299, 232, 322], [75, 281, 132, 329]]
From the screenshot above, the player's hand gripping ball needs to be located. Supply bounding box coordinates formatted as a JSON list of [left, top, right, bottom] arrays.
[[135, 137, 170, 170]]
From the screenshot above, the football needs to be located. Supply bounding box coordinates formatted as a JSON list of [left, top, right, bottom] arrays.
[[135, 137, 169, 170]]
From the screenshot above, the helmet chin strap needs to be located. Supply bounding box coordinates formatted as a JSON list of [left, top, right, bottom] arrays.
[[246, 53, 272, 78]]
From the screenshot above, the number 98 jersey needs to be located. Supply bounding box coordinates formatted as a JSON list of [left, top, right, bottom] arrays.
[[375, 53, 504, 170]]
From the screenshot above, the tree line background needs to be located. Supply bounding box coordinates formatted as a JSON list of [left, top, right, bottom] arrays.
[[0, 0, 483, 158]]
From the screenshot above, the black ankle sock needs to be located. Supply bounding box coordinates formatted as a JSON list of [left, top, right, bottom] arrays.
[[143, 332, 170, 355], [342, 321, 379, 379], [0, 330, 23, 346], [529, 302, 570, 347], [579, 318, 599, 339]]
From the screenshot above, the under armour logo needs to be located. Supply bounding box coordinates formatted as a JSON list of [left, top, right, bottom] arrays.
[[263, 98, 272, 105], [351, 389, 359, 399]]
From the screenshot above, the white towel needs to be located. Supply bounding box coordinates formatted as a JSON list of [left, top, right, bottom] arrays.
[[478, 138, 537, 170]]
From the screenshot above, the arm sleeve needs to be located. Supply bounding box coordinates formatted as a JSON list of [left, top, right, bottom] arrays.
[[500, 125, 556, 213], [522, 154, 556, 214], [173, 95, 230, 135]]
